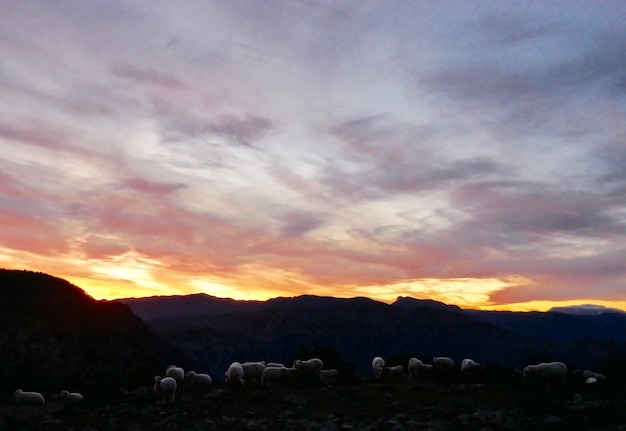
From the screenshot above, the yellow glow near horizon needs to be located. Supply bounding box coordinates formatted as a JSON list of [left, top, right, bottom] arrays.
[[3, 246, 626, 312], [351, 276, 531, 308]]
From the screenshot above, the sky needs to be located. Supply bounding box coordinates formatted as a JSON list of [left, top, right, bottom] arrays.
[[1, 1, 626, 311]]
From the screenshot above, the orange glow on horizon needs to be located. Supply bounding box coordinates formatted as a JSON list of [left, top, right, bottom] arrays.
[[3, 247, 626, 312]]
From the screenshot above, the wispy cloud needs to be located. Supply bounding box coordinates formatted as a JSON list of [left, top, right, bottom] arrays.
[[1, 1, 626, 309]]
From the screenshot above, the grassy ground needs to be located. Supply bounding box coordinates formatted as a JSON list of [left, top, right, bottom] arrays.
[[2, 377, 625, 430]]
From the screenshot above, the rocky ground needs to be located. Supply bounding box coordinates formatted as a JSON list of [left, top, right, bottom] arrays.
[[2, 378, 626, 431]]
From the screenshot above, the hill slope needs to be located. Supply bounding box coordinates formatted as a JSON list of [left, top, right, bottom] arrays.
[[0, 269, 188, 396]]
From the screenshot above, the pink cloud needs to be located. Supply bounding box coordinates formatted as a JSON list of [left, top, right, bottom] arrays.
[[0, 211, 68, 255]]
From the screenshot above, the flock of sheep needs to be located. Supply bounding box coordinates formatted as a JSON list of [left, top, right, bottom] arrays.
[[10, 356, 608, 407], [11, 388, 83, 406]]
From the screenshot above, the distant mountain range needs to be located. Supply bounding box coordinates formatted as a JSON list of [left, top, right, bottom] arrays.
[[119, 292, 626, 379], [3, 268, 625, 395]]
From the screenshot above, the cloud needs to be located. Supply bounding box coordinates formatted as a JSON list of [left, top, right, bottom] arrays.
[[111, 64, 185, 90]]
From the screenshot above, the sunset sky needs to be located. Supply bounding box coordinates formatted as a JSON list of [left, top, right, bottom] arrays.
[[2, 1, 626, 311]]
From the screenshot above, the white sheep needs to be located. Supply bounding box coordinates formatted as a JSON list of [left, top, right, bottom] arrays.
[[384, 365, 405, 380], [60, 390, 83, 405], [225, 362, 245, 387], [319, 369, 339, 385], [586, 377, 598, 385], [185, 371, 213, 387], [433, 356, 455, 370], [461, 358, 480, 373], [262, 366, 297, 386], [408, 358, 424, 380], [372, 356, 385, 379], [265, 362, 285, 368], [13, 389, 45, 405], [242, 361, 266, 382], [522, 361, 567, 389], [582, 370, 607, 383], [154, 376, 177, 403], [165, 365, 185, 383], [433, 356, 454, 373], [293, 358, 324, 376]]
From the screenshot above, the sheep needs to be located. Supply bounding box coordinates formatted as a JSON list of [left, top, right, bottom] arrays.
[[13, 389, 45, 405], [262, 366, 297, 386], [319, 369, 339, 385], [372, 356, 385, 379], [433, 356, 455, 381], [242, 361, 266, 383], [225, 362, 245, 387], [384, 365, 405, 381], [582, 370, 607, 383], [586, 377, 598, 385], [266, 362, 285, 368], [185, 371, 213, 390], [293, 358, 324, 376], [522, 361, 567, 389], [408, 358, 424, 380], [433, 356, 455, 371], [461, 358, 480, 373], [461, 358, 481, 382], [154, 376, 177, 404], [165, 365, 185, 383], [60, 390, 83, 405]]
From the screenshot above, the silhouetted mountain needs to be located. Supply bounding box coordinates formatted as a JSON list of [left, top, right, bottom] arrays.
[[391, 296, 463, 312], [0, 269, 189, 396], [120, 293, 265, 320], [549, 304, 626, 315]]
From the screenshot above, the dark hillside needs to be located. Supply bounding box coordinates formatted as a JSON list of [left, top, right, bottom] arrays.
[[129, 294, 626, 381], [0, 269, 188, 396], [146, 299, 556, 379], [463, 309, 626, 344]]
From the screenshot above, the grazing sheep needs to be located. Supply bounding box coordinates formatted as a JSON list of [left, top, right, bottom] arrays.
[[185, 371, 213, 387], [372, 356, 385, 379], [266, 362, 285, 368], [13, 389, 45, 405], [582, 370, 607, 383], [384, 365, 405, 380], [433, 356, 455, 380], [461, 358, 480, 373], [586, 377, 598, 385], [60, 390, 83, 405], [522, 361, 567, 389], [319, 369, 339, 385], [262, 366, 297, 386], [408, 358, 424, 380], [225, 362, 245, 387], [154, 376, 177, 404], [293, 358, 324, 376], [242, 361, 266, 383], [433, 356, 455, 370], [165, 365, 185, 383], [461, 358, 481, 382]]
